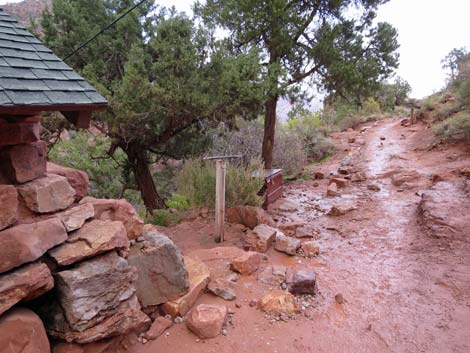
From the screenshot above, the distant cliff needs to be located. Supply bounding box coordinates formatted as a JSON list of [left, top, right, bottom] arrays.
[[2, 0, 50, 28]]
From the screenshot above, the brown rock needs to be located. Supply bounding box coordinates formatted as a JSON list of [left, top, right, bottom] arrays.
[[128, 231, 189, 308], [0, 218, 67, 274], [0, 141, 47, 183], [258, 265, 287, 285], [18, 174, 75, 213], [258, 291, 299, 315], [295, 226, 318, 239], [326, 182, 338, 197], [56, 203, 95, 232], [367, 183, 381, 192], [350, 172, 367, 182], [278, 221, 305, 236], [47, 162, 89, 201], [0, 308, 50, 353], [0, 185, 18, 230], [302, 241, 320, 257], [287, 268, 318, 296], [391, 170, 421, 186], [225, 205, 275, 229], [144, 316, 172, 340], [186, 304, 228, 339], [274, 232, 301, 255], [80, 197, 144, 240], [162, 257, 210, 317], [0, 121, 40, 146], [230, 251, 267, 275], [241, 224, 277, 252], [49, 220, 129, 266], [0, 262, 53, 315], [329, 177, 349, 188], [327, 204, 357, 217], [313, 171, 325, 180], [207, 277, 236, 301]]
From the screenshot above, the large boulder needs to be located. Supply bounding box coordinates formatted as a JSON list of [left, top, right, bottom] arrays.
[[128, 231, 189, 309], [0, 262, 53, 316], [0, 218, 67, 274], [43, 252, 149, 343], [225, 206, 275, 229], [162, 256, 210, 317], [80, 197, 144, 240], [47, 163, 89, 201], [49, 220, 129, 267], [241, 224, 277, 252], [0, 185, 18, 231], [0, 141, 47, 183], [18, 174, 75, 213], [0, 308, 51, 353], [0, 120, 40, 147], [186, 304, 227, 339]]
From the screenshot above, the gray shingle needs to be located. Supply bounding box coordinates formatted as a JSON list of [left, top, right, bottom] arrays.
[[0, 66, 36, 79], [0, 91, 12, 104], [43, 79, 85, 91], [31, 69, 68, 80], [0, 10, 107, 109], [45, 91, 92, 104], [5, 90, 51, 105], [4, 57, 48, 69], [0, 78, 50, 91]]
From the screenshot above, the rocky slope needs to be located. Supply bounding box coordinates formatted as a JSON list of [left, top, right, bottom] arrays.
[[2, 0, 50, 27]]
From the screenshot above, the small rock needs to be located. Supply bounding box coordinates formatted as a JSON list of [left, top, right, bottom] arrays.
[[230, 251, 267, 275], [241, 224, 277, 252], [302, 241, 320, 257], [327, 204, 357, 217], [274, 232, 301, 256], [287, 268, 318, 296], [380, 136, 386, 140], [313, 171, 325, 180], [329, 177, 350, 188], [327, 182, 338, 197], [367, 184, 381, 192], [186, 304, 228, 339], [258, 291, 299, 315], [145, 316, 172, 340], [208, 278, 236, 301], [335, 293, 344, 304], [249, 299, 257, 307]]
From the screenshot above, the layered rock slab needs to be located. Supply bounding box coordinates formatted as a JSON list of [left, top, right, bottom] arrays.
[[0, 218, 67, 273], [80, 197, 144, 240], [0, 185, 18, 230], [0, 141, 46, 183], [225, 206, 275, 229], [128, 230, 189, 308], [47, 162, 89, 201], [0, 262, 53, 316], [0, 307, 51, 353], [241, 224, 277, 252], [18, 174, 75, 213], [49, 220, 129, 266], [55, 203, 95, 232]]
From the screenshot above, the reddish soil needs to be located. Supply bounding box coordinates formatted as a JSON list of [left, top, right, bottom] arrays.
[[132, 118, 470, 353]]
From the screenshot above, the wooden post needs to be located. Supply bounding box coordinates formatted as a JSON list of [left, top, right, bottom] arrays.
[[215, 159, 226, 243]]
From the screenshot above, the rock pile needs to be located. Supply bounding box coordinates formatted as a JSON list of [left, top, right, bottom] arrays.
[[0, 123, 191, 349]]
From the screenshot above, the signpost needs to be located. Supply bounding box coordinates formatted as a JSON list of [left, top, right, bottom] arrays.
[[203, 155, 242, 243]]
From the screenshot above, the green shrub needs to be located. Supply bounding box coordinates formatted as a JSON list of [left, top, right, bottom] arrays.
[[148, 210, 183, 227], [166, 194, 191, 211], [175, 158, 264, 208], [457, 74, 470, 107], [433, 111, 470, 143]]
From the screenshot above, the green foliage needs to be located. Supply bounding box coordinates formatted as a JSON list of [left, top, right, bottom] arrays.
[[49, 131, 128, 199], [148, 210, 183, 227], [166, 194, 191, 211], [433, 111, 470, 143], [287, 112, 335, 161], [175, 159, 264, 208]]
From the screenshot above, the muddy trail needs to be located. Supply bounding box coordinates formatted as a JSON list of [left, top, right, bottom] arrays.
[[131, 118, 470, 353]]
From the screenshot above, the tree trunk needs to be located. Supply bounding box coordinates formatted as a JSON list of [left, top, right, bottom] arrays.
[[126, 144, 166, 211], [262, 95, 278, 169]]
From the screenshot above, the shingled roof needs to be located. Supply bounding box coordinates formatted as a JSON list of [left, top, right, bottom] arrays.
[[0, 9, 107, 127]]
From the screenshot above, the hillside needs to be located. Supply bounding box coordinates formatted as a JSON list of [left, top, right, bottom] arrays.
[[2, 0, 50, 27]]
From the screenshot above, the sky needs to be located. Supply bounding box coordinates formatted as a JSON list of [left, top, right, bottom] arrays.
[[1, 0, 469, 99]]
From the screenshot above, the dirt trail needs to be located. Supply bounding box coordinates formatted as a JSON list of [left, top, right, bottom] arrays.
[[133, 118, 470, 353]]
